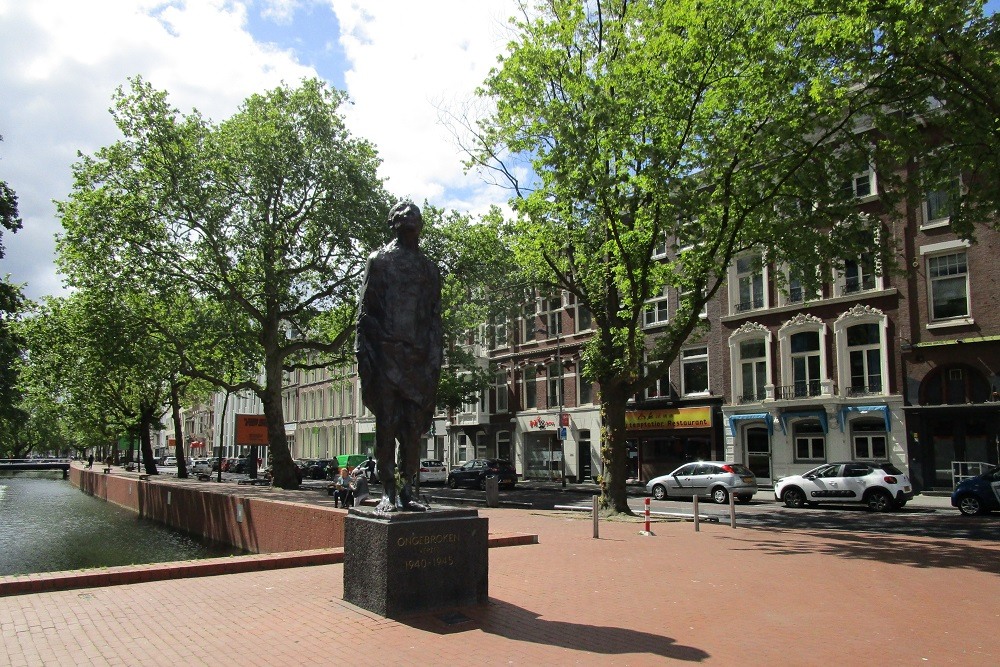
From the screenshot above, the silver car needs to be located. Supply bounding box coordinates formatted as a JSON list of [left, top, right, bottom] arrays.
[[646, 461, 758, 504]]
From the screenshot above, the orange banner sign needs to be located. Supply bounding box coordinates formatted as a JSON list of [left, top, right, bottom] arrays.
[[235, 414, 269, 446], [625, 406, 712, 431]]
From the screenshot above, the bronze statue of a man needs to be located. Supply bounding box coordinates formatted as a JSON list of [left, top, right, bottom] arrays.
[[355, 201, 442, 513]]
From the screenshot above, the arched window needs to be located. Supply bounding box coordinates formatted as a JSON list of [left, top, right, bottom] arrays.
[[920, 365, 991, 405]]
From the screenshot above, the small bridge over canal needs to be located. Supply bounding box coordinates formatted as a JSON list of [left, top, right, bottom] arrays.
[[0, 459, 72, 478]]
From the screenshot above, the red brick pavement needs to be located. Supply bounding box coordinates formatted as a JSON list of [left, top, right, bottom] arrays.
[[1, 508, 997, 666]]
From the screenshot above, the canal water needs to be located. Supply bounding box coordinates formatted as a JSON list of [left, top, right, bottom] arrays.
[[0, 472, 244, 577]]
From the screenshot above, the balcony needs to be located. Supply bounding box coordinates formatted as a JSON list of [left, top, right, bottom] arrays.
[[737, 390, 767, 404], [845, 382, 883, 398], [733, 297, 765, 313], [775, 382, 823, 400]]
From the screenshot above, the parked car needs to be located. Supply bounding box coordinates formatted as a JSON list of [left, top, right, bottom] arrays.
[[447, 459, 517, 490], [308, 459, 335, 480], [191, 459, 212, 475], [774, 461, 914, 512], [645, 461, 757, 504], [417, 459, 447, 485], [163, 456, 178, 467], [951, 465, 1000, 515]]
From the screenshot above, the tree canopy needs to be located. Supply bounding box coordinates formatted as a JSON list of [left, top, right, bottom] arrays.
[[57, 78, 391, 488]]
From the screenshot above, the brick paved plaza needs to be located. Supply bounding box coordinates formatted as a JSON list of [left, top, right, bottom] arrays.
[[1, 505, 997, 666]]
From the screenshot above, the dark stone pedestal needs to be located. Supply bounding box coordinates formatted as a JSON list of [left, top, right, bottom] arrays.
[[343, 507, 488, 617]]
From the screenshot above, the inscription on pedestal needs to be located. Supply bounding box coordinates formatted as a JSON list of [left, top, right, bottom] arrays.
[[343, 508, 488, 617]]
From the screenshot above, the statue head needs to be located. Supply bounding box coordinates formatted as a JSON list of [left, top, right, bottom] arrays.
[[388, 201, 423, 237]]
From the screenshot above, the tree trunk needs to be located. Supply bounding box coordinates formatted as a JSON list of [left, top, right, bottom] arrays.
[[598, 381, 634, 515], [139, 407, 158, 475], [170, 382, 188, 478], [262, 354, 297, 489]]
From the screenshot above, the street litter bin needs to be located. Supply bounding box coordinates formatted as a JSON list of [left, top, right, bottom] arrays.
[[485, 474, 500, 507]]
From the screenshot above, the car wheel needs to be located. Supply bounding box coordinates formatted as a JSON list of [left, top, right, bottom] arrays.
[[651, 484, 667, 501], [448, 476, 457, 489], [957, 494, 985, 516], [866, 489, 893, 512], [711, 486, 729, 504], [783, 487, 806, 509], [479, 477, 487, 491]]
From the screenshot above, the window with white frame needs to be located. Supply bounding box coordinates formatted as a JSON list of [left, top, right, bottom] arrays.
[[494, 371, 509, 413], [732, 253, 766, 313], [679, 286, 707, 319], [923, 174, 960, 227], [652, 230, 667, 258], [847, 323, 882, 396], [539, 296, 563, 337], [521, 366, 537, 410], [643, 284, 670, 327], [851, 420, 887, 460], [681, 346, 709, 395], [843, 254, 878, 294], [521, 303, 537, 341], [578, 371, 595, 405], [565, 292, 592, 333], [492, 313, 510, 349], [793, 421, 825, 462], [928, 251, 970, 321], [841, 166, 876, 199], [790, 331, 821, 398], [738, 338, 768, 403], [643, 352, 670, 400], [547, 362, 563, 409], [781, 265, 821, 306]]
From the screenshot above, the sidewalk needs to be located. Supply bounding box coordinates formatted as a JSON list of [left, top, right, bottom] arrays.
[[2, 503, 996, 665]]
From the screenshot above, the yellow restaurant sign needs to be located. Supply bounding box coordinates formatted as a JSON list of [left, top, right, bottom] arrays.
[[626, 406, 712, 431]]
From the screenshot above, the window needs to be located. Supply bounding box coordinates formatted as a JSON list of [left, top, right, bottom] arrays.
[[841, 166, 876, 199], [579, 373, 595, 405], [928, 252, 969, 320], [681, 346, 709, 395], [847, 323, 882, 396], [521, 303, 537, 341], [784, 266, 820, 305], [843, 254, 877, 294], [643, 284, 669, 327], [738, 339, 768, 403], [851, 420, 887, 460], [566, 292, 593, 332], [539, 296, 563, 337], [494, 371, 509, 413], [923, 174, 961, 227], [790, 331, 821, 398], [547, 362, 563, 408], [793, 421, 825, 462], [643, 352, 670, 400], [522, 366, 537, 410], [732, 253, 765, 313], [492, 313, 509, 348], [652, 230, 667, 258]]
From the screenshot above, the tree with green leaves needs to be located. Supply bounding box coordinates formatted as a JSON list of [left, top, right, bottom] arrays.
[[859, 0, 999, 237], [0, 134, 26, 451], [470, 0, 888, 513], [57, 78, 391, 488]]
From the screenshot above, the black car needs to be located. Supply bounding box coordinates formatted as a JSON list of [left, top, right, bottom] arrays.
[[447, 458, 517, 490], [308, 458, 335, 480]]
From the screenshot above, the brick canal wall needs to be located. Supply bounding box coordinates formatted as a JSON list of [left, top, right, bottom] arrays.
[[70, 467, 346, 553]]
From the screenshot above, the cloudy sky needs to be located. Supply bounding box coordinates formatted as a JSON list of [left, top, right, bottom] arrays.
[[0, 0, 522, 301]]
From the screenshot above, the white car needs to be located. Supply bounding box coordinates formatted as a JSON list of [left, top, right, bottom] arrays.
[[163, 456, 178, 467], [191, 459, 212, 475], [417, 459, 447, 484], [645, 461, 758, 504], [774, 461, 914, 512]]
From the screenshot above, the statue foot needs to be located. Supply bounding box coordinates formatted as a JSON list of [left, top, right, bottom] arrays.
[[401, 499, 428, 512], [374, 494, 398, 516]]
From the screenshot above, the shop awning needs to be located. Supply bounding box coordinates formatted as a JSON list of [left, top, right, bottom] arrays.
[[728, 413, 773, 437], [838, 405, 891, 432], [778, 410, 829, 435]]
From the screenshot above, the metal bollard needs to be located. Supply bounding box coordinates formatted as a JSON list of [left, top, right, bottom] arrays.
[[729, 492, 737, 528], [592, 495, 599, 538], [692, 494, 700, 532]]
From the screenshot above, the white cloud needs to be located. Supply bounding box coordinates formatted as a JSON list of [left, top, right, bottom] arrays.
[[327, 0, 519, 214], [0, 0, 522, 301], [0, 0, 314, 300]]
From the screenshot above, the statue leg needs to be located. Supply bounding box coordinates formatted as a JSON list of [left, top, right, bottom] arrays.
[[374, 416, 398, 515], [397, 412, 427, 512]]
